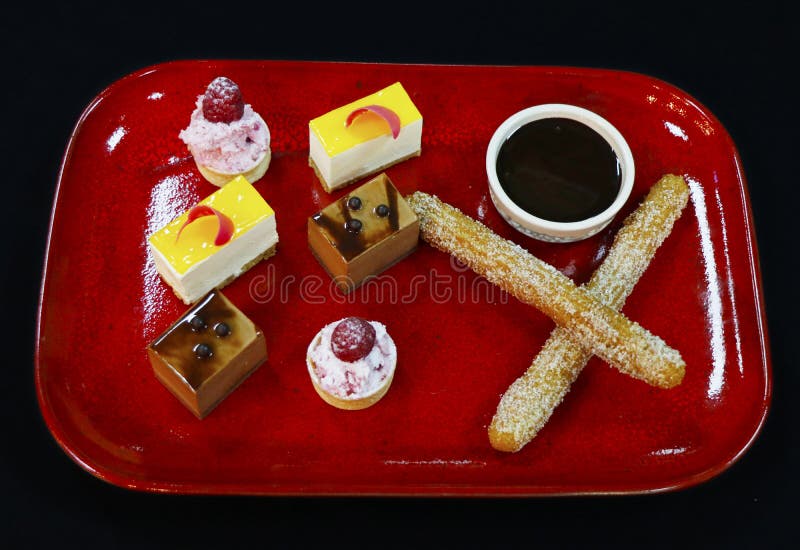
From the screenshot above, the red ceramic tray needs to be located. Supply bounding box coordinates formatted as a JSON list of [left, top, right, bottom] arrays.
[[36, 60, 771, 496]]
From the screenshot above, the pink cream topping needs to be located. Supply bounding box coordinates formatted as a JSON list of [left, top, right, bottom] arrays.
[[308, 320, 396, 399], [179, 96, 270, 174], [175, 205, 234, 246], [345, 105, 401, 139]]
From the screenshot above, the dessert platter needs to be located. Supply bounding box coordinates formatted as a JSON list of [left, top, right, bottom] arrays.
[[36, 60, 771, 495]]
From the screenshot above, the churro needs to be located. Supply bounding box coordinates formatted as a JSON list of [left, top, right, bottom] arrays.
[[406, 190, 686, 390], [487, 174, 690, 452]]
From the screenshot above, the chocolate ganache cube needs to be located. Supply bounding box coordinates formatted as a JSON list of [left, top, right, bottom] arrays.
[[308, 173, 419, 293], [146, 290, 267, 419]]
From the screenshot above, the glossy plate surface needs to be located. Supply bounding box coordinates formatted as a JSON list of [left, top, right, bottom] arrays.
[[36, 61, 771, 495]]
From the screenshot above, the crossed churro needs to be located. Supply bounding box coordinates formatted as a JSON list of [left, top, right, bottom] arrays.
[[406, 189, 686, 391], [487, 174, 690, 452]]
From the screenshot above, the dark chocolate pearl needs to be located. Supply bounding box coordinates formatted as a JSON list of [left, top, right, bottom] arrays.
[[214, 322, 231, 337], [347, 196, 362, 211], [189, 316, 206, 331], [194, 343, 213, 359], [345, 219, 362, 234], [375, 204, 390, 217]]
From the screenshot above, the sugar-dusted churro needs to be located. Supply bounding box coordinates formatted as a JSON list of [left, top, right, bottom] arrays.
[[406, 190, 686, 390], [487, 174, 690, 452]]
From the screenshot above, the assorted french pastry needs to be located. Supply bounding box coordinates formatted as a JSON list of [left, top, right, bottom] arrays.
[[180, 76, 271, 187], [306, 317, 397, 410], [148, 175, 279, 305], [141, 70, 688, 465], [308, 82, 422, 192], [147, 290, 268, 418], [307, 172, 419, 293]]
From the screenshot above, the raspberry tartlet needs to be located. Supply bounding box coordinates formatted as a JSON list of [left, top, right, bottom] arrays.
[[179, 76, 271, 187], [306, 317, 397, 410]]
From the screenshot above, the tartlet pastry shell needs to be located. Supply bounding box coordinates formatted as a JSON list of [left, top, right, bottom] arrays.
[[195, 149, 271, 187]]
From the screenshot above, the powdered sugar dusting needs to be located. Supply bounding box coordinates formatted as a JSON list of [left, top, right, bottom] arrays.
[[308, 320, 397, 399], [206, 77, 239, 103], [179, 96, 270, 173]]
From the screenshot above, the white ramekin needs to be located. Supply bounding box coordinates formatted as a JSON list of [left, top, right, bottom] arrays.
[[486, 103, 635, 243]]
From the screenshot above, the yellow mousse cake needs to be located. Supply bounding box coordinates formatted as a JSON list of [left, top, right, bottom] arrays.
[[148, 176, 278, 304], [309, 82, 423, 192]]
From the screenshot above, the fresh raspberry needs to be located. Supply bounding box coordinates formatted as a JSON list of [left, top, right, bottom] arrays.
[[331, 317, 376, 362], [201, 76, 245, 123]]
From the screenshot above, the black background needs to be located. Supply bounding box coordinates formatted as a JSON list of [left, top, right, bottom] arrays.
[[2, 2, 797, 547]]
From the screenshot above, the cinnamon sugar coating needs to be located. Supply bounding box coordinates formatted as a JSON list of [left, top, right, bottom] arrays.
[[406, 187, 686, 396], [486, 174, 690, 452]]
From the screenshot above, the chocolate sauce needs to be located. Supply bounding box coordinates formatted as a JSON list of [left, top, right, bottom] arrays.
[[312, 210, 364, 260], [385, 180, 400, 231], [496, 118, 621, 223]]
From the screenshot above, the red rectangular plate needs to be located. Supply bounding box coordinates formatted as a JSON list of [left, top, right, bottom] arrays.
[[36, 61, 771, 495]]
